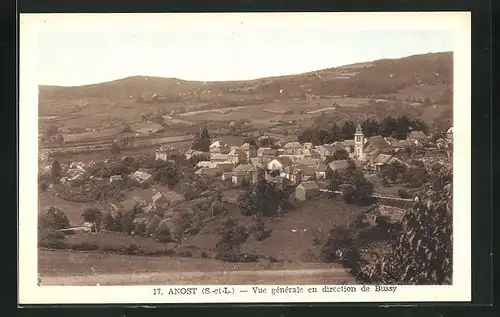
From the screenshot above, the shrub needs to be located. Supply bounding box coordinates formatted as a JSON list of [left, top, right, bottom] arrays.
[[201, 251, 209, 259], [39, 239, 68, 249], [70, 242, 100, 251], [39, 206, 71, 230], [177, 251, 193, 258], [397, 188, 412, 199]]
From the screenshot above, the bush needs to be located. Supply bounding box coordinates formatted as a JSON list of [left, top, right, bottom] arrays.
[[177, 251, 193, 258], [39, 206, 71, 230], [70, 242, 100, 251], [397, 188, 412, 199], [201, 251, 210, 259], [39, 239, 68, 249]]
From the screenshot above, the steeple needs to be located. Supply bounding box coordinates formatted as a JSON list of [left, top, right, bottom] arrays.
[[354, 123, 365, 161]]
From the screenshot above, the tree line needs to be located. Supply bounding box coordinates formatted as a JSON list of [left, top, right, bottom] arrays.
[[297, 115, 428, 146]]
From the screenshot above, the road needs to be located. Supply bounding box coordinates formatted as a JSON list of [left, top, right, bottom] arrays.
[[40, 268, 356, 286]]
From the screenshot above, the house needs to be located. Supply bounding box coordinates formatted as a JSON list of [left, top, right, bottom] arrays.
[[267, 156, 294, 171], [185, 150, 208, 160], [155, 145, 171, 161], [407, 130, 428, 147], [82, 221, 97, 233], [446, 127, 453, 142], [249, 157, 268, 169], [227, 148, 247, 164], [195, 167, 222, 178], [390, 140, 412, 150], [286, 167, 303, 185], [436, 138, 447, 149], [152, 192, 169, 206], [210, 153, 230, 163], [328, 160, 350, 172], [231, 163, 254, 186], [196, 161, 217, 168], [303, 148, 321, 159], [295, 158, 321, 167], [130, 171, 152, 184], [221, 171, 233, 181], [315, 145, 337, 160], [257, 147, 278, 159], [109, 175, 123, 185], [152, 191, 185, 208], [340, 140, 355, 154], [364, 135, 391, 153], [295, 181, 320, 201], [131, 122, 163, 135], [283, 142, 303, 155], [371, 153, 394, 172], [303, 142, 314, 150], [315, 163, 332, 179], [216, 162, 235, 172], [240, 143, 257, 159]]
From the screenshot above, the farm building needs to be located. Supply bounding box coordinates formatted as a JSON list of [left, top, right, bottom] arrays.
[[295, 181, 320, 201]]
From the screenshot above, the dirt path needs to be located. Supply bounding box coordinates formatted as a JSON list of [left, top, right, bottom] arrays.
[[40, 268, 355, 286]]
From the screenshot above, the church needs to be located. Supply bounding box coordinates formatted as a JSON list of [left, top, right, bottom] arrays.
[[349, 124, 392, 162]]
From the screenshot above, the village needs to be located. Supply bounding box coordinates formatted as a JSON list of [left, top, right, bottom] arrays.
[[38, 117, 453, 277]]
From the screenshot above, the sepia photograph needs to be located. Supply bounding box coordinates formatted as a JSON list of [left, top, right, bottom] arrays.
[[19, 12, 471, 304]]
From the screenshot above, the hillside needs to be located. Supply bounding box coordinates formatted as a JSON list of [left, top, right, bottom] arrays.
[[38, 52, 453, 139], [39, 52, 452, 112]]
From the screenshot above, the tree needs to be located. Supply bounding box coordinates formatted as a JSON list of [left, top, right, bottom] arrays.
[[252, 213, 270, 241], [192, 126, 211, 152], [357, 171, 453, 285], [102, 211, 116, 231], [110, 142, 121, 154], [81, 208, 103, 231], [39, 206, 70, 230], [155, 165, 182, 189], [328, 171, 343, 191], [347, 170, 374, 204], [341, 121, 356, 140], [215, 217, 249, 261], [238, 180, 288, 217], [332, 148, 349, 160], [50, 160, 62, 184]]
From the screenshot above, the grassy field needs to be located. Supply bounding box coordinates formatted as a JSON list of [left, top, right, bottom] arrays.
[[38, 249, 347, 276], [38, 192, 92, 226]]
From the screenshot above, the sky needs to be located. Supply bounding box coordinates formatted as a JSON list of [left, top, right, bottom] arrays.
[[38, 29, 454, 86]]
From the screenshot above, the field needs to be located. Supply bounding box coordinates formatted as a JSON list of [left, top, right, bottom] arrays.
[[39, 52, 453, 145], [39, 191, 92, 226], [39, 250, 355, 285]]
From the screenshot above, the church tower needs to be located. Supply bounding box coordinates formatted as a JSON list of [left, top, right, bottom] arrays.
[[354, 124, 365, 161]]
